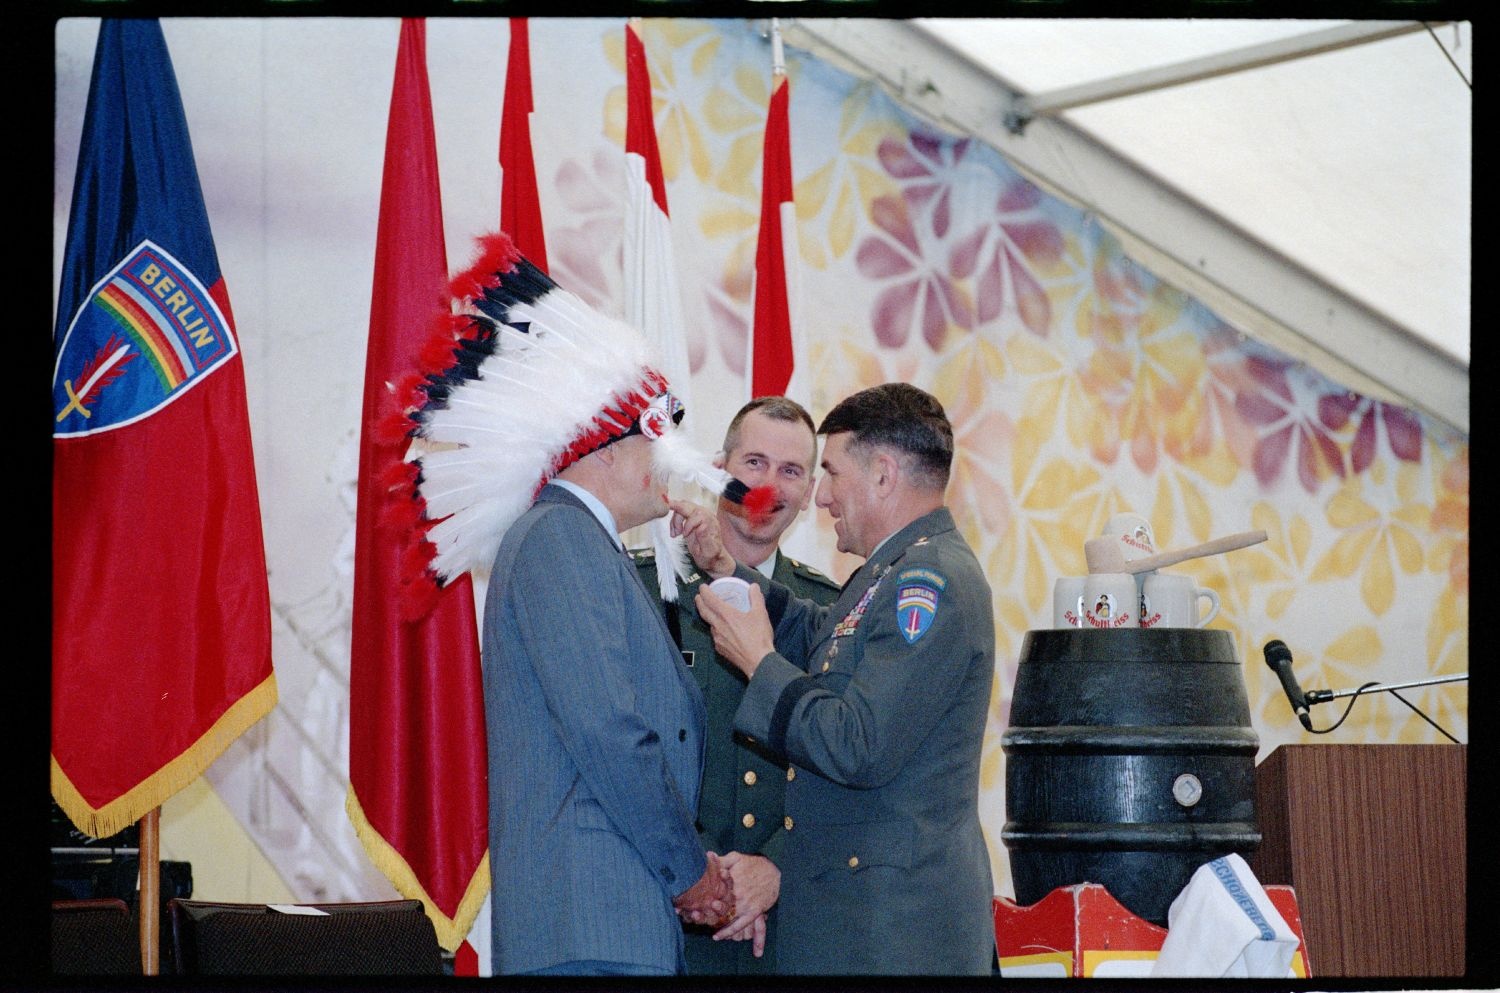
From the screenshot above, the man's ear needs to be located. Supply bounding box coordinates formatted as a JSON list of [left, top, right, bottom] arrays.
[[873, 450, 900, 495], [592, 443, 617, 467], [712, 450, 727, 471]]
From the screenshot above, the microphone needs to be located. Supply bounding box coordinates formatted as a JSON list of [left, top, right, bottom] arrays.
[[1263, 640, 1312, 731]]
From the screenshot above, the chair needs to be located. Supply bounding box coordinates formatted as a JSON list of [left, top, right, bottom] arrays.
[[166, 898, 443, 975], [51, 898, 141, 975]]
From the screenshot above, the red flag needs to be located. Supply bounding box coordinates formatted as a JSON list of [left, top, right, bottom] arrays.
[[751, 71, 796, 398], [500, 18, 548, 269], [623, 19, 692, 407], [346, 19, 489, 954], [625, 20, 669, 216], [51, 19, 276, 840]]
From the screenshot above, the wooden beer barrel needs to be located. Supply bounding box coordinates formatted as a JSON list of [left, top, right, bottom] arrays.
[[1001, 627, 1261, 924]]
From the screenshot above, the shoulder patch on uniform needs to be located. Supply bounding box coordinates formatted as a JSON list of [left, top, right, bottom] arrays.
[[895, 571, 943, 644]]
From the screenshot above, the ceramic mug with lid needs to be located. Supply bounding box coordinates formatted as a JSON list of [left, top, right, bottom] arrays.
[[1139, 572, 1220, 628]]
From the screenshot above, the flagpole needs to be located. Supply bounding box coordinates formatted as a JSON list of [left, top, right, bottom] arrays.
[[771, 17, 786, 77], [138, 807, 160, 975]]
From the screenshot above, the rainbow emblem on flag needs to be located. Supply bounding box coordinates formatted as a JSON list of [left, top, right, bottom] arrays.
[[54, 241, 236, 437]]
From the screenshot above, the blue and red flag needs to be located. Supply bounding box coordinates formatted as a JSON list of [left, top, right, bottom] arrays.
[[51, 19, 276, 839]]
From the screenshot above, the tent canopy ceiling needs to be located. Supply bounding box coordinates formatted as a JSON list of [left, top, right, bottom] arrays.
[[782, 18, 1470, 433]]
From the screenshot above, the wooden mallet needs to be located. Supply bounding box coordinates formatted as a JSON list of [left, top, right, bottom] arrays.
[[1084, 529, 1268, 575]]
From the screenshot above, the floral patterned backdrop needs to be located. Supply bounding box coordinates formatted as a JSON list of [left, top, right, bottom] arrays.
[[52, 16, 1469, 910], [530, 18, 1469, 890]]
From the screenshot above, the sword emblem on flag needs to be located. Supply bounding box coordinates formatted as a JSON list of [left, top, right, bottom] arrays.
[[56, 336, 136, 422], [54, 240, 235, 437]]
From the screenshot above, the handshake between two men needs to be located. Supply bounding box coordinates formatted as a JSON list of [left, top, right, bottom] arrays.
[[662, 490, 794, 962], [672, 849, 780, 957]]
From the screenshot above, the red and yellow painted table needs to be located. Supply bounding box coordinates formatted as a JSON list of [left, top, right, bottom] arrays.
[[993, 883, 1310, 978]]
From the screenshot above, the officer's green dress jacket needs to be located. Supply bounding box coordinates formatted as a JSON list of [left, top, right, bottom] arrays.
[[731, 508, 997, 975], [633, 546, 840, 975]]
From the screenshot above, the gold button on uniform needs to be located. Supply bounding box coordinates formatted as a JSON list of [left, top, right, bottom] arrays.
[[743, 770, 757, 786], [848, 856, 860, 869], [784, 816, 794, 831], [742, 813, 756, 829], [822, 660, 830, 672], [786, 767, 796, 781]]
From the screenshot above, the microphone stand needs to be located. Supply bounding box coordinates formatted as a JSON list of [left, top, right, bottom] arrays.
[[1305, 673, 1467, 742], [1306, 673, 1468, 705]]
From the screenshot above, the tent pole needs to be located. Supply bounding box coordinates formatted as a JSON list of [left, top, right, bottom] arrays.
[[138, 807, 160, 975]]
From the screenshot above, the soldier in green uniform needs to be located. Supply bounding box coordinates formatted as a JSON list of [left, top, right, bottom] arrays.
[[633, 397, 840, 974], [677, 384, 997, 975]]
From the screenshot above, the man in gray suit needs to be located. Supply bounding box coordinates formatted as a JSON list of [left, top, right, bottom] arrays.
[[483, 427, 732, 976], [632, 397, 840, 972], [385, 234, 760, 977], [678, 383, 997, 975]]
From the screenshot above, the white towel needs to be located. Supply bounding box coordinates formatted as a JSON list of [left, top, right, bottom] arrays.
[[1150, 853, 1300, 978]]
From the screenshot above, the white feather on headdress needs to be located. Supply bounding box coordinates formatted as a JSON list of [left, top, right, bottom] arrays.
[[375, 232, 769, 618]]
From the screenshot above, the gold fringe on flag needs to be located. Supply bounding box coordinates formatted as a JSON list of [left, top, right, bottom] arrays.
[[51, 673, 278, 841], [345, 785, 491, 953]]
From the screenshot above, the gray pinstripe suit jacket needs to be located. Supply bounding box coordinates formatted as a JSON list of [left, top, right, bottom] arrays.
[[481, 484, 708, 974]]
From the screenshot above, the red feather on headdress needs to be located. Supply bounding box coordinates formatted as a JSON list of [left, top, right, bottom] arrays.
[[448, 232, 522, 302], [374, 408, 417, 447]]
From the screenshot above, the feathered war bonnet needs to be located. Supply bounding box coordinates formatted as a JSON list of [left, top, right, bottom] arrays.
[[378, 231, 772, 618]]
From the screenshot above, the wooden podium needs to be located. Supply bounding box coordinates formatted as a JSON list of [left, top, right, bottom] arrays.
[[1250, 744, 1465, 977]]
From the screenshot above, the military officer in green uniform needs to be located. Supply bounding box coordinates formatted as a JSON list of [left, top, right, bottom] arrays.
[[677, 384, 997, 975], [634, 396, 840, 974]]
